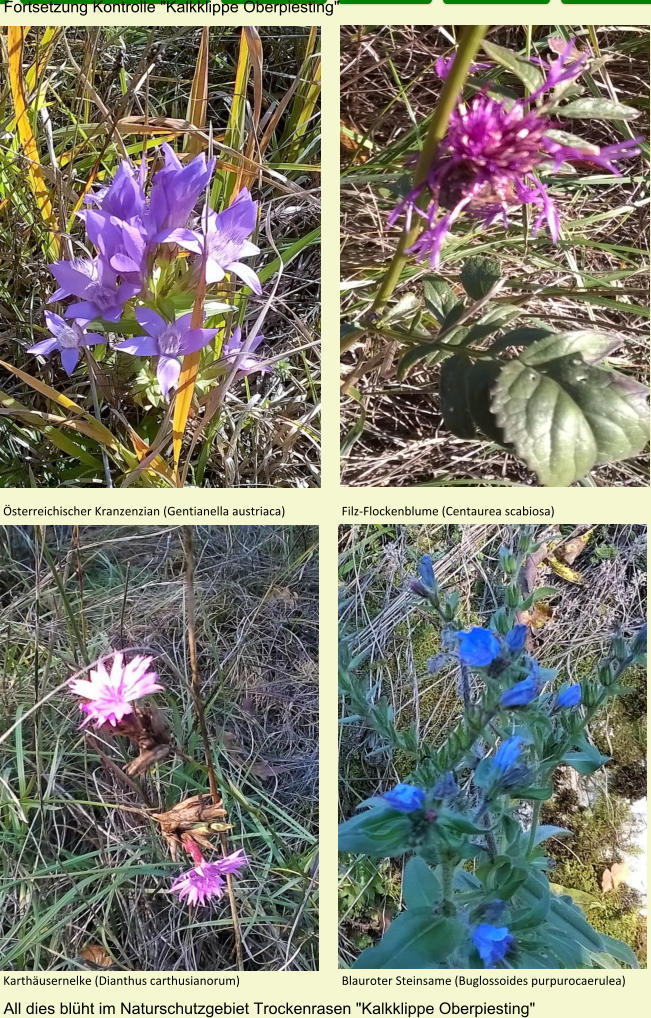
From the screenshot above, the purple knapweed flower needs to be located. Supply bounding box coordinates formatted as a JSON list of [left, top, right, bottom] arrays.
[[383, 783, 425, 812], [435, 55, 490, 80], [472, 923, 514, 967], [220, 327, 270, 375], [145, 143, 216, 243], [500, 677, 537, 708], [49, 257, 140, 324], [457, 627, 501, 667], [557, 684, 582, 709], [27, 311, 104, 376], [390, 39, 641, 267], [505, 625, 528, 655], [166, 188, 262, 294], [114, 307, 219, 396], [69, 652, 162, 728], [171, 850, 247, 907]]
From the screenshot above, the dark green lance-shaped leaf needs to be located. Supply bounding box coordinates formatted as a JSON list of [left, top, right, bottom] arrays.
[[352, 911, 464, 969], [397, 341, 444, 379], [465, 360, 505, 445], [556, 98, 640, 121], [338, 805, 412, 857], [598, 933, 639, 968], [402, 857, 442, 910], [491, 332, 649, 485], [464, 306, 522, 347], [482, 40, 544, 94], [548, 890, 609, 955], [489, 327, 555, 355], [460, 256, 502, 300], [423, 276, 458, 323], [440, 355, 479, 440], [562, 740, 610, 776], [510, 871, 552, 931], [531, 824, 570, 847]]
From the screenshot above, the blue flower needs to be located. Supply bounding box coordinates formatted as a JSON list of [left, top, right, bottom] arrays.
[[457, 627, 501, 667], [492, 737, 523, 774], [557, 684, 581, 709], [383, 783, 425, 812], [505, 625, 528, 655], [500, 678, 537, 708], [472, 924, 514, 967], [419, 554, 436, 590]]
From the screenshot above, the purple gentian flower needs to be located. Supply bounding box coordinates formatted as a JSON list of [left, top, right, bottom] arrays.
[[383, 783, 425, 812], [49, 257, 139, 324], [390, 40, 641, 267], [83, 159, 146, 221], [83, 210, 148, 285], [167, 189, 261, 294], [27, 311, 104, 376], [500, 678, 537, 708], [114, 307, 218, 396], [220, 327, 269, 375], [557, 684, 582, 709], [145, 143, 216, 243], [472, 924, 514, 967], [457, 627, 501, 667]]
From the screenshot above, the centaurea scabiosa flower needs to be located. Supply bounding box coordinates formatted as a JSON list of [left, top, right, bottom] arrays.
[[69, 652, 162, 728], [171, 848, 247, 907], [167, 188, 262, 294], [27, 312, 104, 376], [390, 39, 641, 267], [115, 307, 219, 396]]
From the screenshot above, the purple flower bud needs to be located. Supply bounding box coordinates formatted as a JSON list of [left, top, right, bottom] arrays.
[[492, 737, 523, 774], [472, 924, 514, 967], [418, 554, 436, 590], [505, 625, 528, 655]]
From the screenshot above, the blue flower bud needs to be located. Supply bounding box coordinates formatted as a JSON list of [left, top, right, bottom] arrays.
[[472, 924, 514, 967], [492, 736, 523, 774], [410, 580, 430, 598], [457, 627, 501, 667], [557, 684, 581, 709], [432, 772, 458, 800], [505, 624, 528, 655], [500, 678, 537, 708], [382, 783, 425, 813], [418, 554, 436, 590]]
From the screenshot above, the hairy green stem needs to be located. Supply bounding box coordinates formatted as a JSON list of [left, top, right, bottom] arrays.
[[372, 25, 488, 311]]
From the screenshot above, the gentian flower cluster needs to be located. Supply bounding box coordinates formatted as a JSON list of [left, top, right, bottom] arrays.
[[28, 144, 270, 391], [69, 651, 246, 908], [389, 39, 642, 266]]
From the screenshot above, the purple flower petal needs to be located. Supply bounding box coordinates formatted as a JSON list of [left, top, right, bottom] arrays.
[[180, 328, 219, 355], [229, 261, 262, 295], [115, 334, 160, 357], [157, 355, 181, 396], [28, 337, 59, 356], [134, 306, 167, 337], [60, 347, 80, 375]]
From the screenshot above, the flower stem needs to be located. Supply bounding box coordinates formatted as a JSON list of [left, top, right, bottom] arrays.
[[372, 25, 488, 311]]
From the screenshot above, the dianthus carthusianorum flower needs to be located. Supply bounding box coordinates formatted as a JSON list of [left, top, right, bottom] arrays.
[[69, 652, 162, 727], [390, 39, 641, 267], [472, 923, 514, 967], [115, 307, 219, 396], [171, 849, 247, 907], [457, 626, 501, 667], [28, 312, 104, 376], [383, 783, 425, 812]]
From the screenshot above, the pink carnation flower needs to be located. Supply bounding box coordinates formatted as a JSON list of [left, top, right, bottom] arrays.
[[171, 850, 247, 907], [69, 652, 162, 728]]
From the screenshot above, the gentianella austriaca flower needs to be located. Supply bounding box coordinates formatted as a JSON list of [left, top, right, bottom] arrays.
[[28, 146, 270, 388]]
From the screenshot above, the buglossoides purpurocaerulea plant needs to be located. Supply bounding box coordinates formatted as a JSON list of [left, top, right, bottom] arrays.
[[338, 532, 646, 969]]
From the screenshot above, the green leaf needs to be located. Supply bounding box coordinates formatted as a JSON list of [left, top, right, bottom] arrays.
[[544, 129, 600, 155], [482, 40, 544, 94], [518, 785, 554, 801], [423, 276, 457, 323], [402, 857, 441, 910], [460, 256, 502, 300], [556, 98, 640, 121], [598, 933, 639, 968], [397, 341, 443, 379], [491, 333, 649, 485], [531, 825, 570, 847], [562, 742, 610, 776], [338, 806, 412, 857], [440, 354, 479, 440], [352, 912, 464, 969], [489, 327, 554, 355]]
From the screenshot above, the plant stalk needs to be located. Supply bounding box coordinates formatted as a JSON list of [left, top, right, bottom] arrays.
[[372, 25, 488, 311]]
